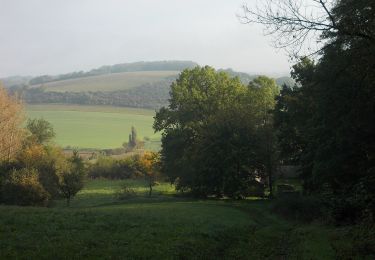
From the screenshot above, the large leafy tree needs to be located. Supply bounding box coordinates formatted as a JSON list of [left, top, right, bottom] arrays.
[[154, 66, 279, 197]]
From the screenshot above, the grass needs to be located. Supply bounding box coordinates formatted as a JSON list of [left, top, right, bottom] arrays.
[[0, 179, 363, 259], [26, 104, 161, 150], [31, 71, 179, 92]]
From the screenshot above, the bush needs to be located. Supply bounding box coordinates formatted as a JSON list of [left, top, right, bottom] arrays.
[[1, 168, 50, 206], [17, 144, 67, 199], [271, 196, 323, 223], [88, 156, 143, 179], [59, 151, 86, 206]]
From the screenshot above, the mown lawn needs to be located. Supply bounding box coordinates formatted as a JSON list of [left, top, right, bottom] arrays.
[[0, 179, 364, 259]]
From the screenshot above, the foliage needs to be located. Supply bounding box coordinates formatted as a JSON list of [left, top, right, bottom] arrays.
[[0, 168, 50, 206], [16, 144, 67, 198], [26, 118, 55, 144], [0, 84, 24, 162], [137, 151, 161, 197], [58, 151, 85, 206], [88, 153, 161, 191], [154, 66, 279, 198], [123, 126, 145, 151], [268, 0, 375, 222], [87, 156, 142, 179]]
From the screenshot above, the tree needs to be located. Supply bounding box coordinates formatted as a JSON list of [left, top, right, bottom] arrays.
[[138, 151, 161, 197], [240, 0, 375, 56], [246, 0, 375, 219], [26, 118, 55, 145], [248, 77, 279, 197], [124, 126, 143, 151], [59, 151, 85, 206], [0, 84, 24, 162], [154, 66, 278, 198]]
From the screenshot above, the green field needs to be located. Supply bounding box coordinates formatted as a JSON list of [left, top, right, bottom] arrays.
[[26, 104, 161, 149], [0, 179, 359, 259], [32, 71, 179, 92]]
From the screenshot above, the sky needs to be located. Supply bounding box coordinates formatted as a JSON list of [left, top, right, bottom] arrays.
[[0, 0, 291, 78]]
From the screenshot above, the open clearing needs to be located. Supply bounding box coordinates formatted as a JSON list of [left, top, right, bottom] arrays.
[[31, 71, 179, 92], [0, 179, 354, 259], [26, 104, 161, 149]]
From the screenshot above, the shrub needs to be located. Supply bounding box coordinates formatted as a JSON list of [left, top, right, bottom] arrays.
[[271, 196, 323, 223], [17, 144, 67, 199], [59, 151, 85, 206], [87, 156, 143, 179], [1, 168, 50, 206]]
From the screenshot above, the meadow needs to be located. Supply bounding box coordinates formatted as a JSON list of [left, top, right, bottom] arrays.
[[26, 104, 161, 150], [0, 179, 360, 259], [31, 71, 179, 92]]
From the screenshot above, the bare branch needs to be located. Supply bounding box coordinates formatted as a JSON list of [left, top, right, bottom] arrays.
[[239, 0, 337, 57]]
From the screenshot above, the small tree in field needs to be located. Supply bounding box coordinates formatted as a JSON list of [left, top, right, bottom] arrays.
[[59, 150, 85, 206], [123, 126, 145, 151], [138, 152, 160, 197], [26, 118, 55, 145]]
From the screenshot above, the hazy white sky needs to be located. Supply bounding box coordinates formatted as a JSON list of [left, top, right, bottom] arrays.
[[0, 0, 291, 77]]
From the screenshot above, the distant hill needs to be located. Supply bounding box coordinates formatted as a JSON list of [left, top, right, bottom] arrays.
[[5, 62, 294, 110], [1, 61, 197, 89], [219, 68, 294, 87], [28, 60, 197, 86], [218, 69, 258, 85], [31, 71, 179, 93], [275, 76, 295, 87], [0, 75, 31, 88]]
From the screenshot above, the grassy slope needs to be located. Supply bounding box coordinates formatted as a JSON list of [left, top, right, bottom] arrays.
[[0, 179, 357, 259], [32, 71, 179, 92], [26, 104, 161, 149]]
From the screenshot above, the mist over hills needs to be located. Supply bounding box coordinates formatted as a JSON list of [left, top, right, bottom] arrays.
[[2, 60, 294, 109]]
